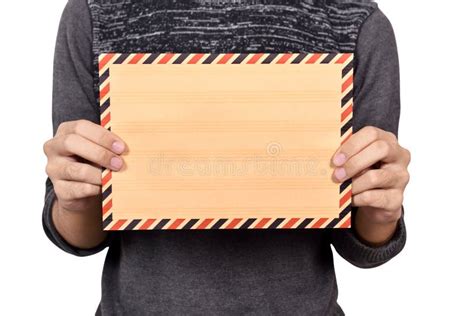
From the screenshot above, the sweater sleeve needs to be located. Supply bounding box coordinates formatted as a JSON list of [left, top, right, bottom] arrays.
[[42, 0, 110, 256], [329, 7, 407, 268]]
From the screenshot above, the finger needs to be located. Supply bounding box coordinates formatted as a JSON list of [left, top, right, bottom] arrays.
[[53, 180, 101, 202], [56, 120, 126, 154], [53, 134, 123, 171], [352, 169, 398, 194], [333, 140, 398, 182], [400, 147, 412, 166], [353, 189, 403, 212], [352, 167, 371, 180], [46, 158, 102, 185], [332, 126, 397, 166]]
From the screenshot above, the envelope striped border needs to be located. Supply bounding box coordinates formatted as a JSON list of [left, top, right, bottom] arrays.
[[99, 53, 353, 231]]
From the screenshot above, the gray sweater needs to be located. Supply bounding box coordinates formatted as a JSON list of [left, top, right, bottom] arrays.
[[42, 0, 406, 314]]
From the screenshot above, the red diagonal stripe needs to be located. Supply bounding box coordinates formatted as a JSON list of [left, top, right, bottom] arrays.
[[102, 171, 112, 186], [306, 53, 323, 64], [197, 218, 214, 229], [311, 218, 328, 228], [247, 53, 264, 64], [140, 219, 157, 230], [158, 53, 175, 64], [283, 218, 300, 229], [100, 83, 110, 100], [129, 53, 145, 64], [254, 218, 271, 229], [341, 104, 353, 122], [340, 217, 352, 228], [102, 199, 112, 215], [168, 218, 185, 229], [188, 53, 205, 64], [335, 53, 351, 64], [101, 112, 111, 127], [339, 189, 352, 207], [217, 53, 234, 64], [341, 132, 352, 145], [99, 54, 114, 71], [111, 219, 127, 230], [276, 53, 293, 64], [342, 75, 353, 93], [225, 218, 243, 229]]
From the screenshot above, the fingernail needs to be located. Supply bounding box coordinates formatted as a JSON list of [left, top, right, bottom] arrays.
[[333, 153, 347, 166], [112, 141, 125, 154], [335, 168, 346, 181], [110, 157, 123, 170]]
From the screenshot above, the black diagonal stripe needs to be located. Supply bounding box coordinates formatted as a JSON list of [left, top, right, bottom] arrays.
[[239, 218, 257, 229], [341, 118, 352, 136], [100, 99, 110, 115], [340, 179, 352, 193], [182, 219, 199, 229], [103, 214, 113, 229], [268, 218, 285, 229], [232, 53, 249, 64], [325, 218, 339, 229], [102, 185, 112, 200], [341, 90, 353, 107], [173, 53, 190, 64], [262, 53, 278, 64], [210, 218, 228, 229], [113, 53, 130, 64], [327, 205, 352, 229], [203, 53, 219, 64], [342, 60, 353, 78], [339, 204, 352, 219], [291, 53, 308, 64], [143, 53, 161, 64], [154, 219, 171, 230], [99, 69, 109, 85], [321, 53, 338, 64], [297, 218, 314, 229], [124, 219, 141, 230]]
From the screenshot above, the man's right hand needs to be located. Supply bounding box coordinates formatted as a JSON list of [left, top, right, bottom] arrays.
[[43, 120, 126, 249]]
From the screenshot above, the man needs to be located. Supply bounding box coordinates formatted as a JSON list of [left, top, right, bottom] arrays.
[[43, 0, 410, 314]]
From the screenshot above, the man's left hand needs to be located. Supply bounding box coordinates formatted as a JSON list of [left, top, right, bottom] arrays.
[[332, 126, 411, 247]]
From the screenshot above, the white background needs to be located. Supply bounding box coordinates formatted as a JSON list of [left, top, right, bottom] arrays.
[[0, 0, 472, 315]]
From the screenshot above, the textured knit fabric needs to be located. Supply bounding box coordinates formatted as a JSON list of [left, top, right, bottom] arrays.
[[88, 0, 378, 102], [42, 0, 407, 315]]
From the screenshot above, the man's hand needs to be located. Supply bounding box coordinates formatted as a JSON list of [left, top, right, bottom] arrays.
[[43, 120, 126, 249], [332, 126, 410, 247]]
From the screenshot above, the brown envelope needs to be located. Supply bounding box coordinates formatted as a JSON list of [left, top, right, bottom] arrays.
[[99, 53, 353, 231]]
